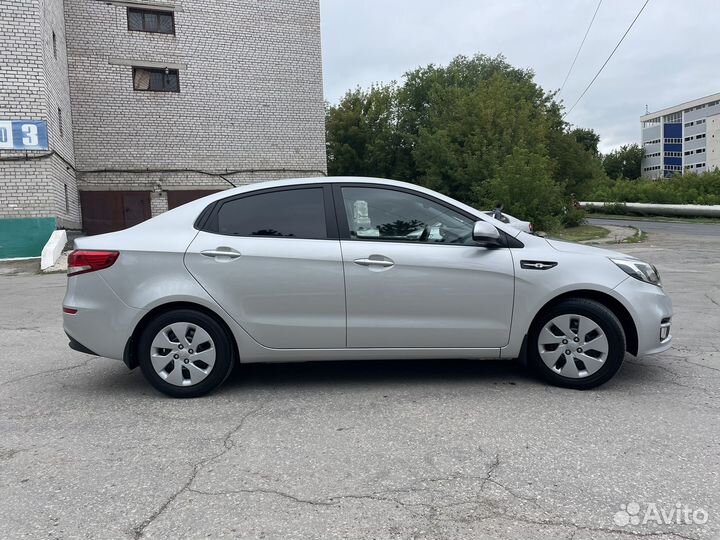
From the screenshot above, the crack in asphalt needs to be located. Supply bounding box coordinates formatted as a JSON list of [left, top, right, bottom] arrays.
[[184, 457, 701, 540], [471, 512, 702, 540], [188, 486, 338, 506], [0, 357, 95, 387], [129, 406, 263, 539], [167, 445, 706, 540], [182, 453, 544, 521]]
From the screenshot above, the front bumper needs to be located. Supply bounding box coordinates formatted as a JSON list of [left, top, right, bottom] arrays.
[[614, 278, 673, 356]]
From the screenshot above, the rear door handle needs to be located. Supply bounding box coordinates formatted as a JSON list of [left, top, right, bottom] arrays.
[[353, 258, 394, 268], [201, 248, 242, 260]]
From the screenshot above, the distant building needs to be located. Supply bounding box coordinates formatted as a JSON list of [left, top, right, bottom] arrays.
[[640, 93, 720, 179], [0, 0, 325, 258]]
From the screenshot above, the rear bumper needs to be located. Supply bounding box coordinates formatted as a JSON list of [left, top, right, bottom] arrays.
[[63, 273, 143, 361], [614, 278, 673, 356], [66, 332, 98, 356]]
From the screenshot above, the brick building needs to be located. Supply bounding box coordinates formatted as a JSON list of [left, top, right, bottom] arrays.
[[0, 0, 326, 258]]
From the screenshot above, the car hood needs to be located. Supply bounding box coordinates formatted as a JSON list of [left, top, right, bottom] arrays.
[[544, 238, 638, 260]]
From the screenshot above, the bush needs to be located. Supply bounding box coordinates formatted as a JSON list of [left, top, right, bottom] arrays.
[[587, 170, 720, 205], [562, 206, 586, 227], [476, 147, 565, 232]]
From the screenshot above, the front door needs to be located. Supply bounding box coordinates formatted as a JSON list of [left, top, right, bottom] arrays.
[[185, 186, 346, 349], [336, 185, 515, 349]]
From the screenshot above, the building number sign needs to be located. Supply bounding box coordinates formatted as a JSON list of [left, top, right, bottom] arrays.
[[0, 120, 49, 151]]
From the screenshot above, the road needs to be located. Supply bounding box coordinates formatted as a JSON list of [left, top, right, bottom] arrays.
[[589, 217, 720, 237], [1, 229, 719, 539]]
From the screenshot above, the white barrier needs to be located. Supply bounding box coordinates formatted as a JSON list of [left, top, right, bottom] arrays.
[[580, 202, 720, 218], [40, 230, 67, 270]]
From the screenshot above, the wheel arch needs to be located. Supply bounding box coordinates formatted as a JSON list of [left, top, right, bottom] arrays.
[[123, 301, 239, 370], [530, 289, 639, 356]]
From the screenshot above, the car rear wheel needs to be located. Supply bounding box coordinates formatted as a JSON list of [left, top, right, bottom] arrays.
[[528, 299, 626, 389], [138, 309, 234, 398]]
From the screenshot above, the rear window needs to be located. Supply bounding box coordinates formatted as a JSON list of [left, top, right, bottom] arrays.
[[214, 188, 327, 239]]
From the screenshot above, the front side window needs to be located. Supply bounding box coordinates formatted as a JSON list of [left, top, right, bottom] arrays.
[[133, 67, 179, 92], [340, 187, 475, 244], [216, 188, 327, 239], [127, 8, 175, 34]]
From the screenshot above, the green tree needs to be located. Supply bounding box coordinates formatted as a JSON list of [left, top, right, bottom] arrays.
[[325, 53, 608, 230], [570, 128, 601, 156], [325, 84, 400, 178], [477, 147, 565, 231], [602, 144, 645, 179]]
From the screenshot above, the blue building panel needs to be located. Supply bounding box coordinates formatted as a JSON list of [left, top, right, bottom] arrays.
[[664, 144, 682, 152], [663, 123, 682, 138], [665, 157, 682, 166]]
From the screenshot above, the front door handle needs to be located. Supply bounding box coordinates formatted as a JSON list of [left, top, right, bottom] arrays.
[[354, 258, 394, 268], [201, 248, 242, 260]]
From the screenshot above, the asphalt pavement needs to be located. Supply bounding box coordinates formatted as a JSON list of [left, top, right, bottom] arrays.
[[1, 229, 718, 539]]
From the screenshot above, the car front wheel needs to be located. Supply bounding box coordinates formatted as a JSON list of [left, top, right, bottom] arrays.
[[529, 298, 626, 389], [138, 309, 234, 398]]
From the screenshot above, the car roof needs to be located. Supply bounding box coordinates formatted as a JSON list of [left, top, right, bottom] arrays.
[[131, 176, 523, 239]]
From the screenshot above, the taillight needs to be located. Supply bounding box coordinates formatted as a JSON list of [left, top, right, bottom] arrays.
[[67, 250, 119, 276]]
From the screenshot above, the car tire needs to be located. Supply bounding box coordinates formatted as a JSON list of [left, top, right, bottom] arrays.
[[528, 299, 626, 390], [138, 309, 235, 398]]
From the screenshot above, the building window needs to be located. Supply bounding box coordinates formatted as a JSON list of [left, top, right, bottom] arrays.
[[663, 112, 681, 123], [52, 31, 57, 59], [643, 138, 660, 146], [696, 119, 706, 125], [663, 138, 682, 144], [132, 67, 180, 92], [64, 184, 69, 213], [58, 107, 63, 137], [697, 133, 706, 140], [697, 148, 706, 154], [127, 8, 175, 34]]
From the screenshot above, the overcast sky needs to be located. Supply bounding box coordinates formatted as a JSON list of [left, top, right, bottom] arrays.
[[320, 0, 720, 153]]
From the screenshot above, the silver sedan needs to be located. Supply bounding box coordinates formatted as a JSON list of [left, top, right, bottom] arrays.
[[63, 177, 672, 398]]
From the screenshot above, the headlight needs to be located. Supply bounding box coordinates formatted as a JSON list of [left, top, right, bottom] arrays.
[[611, 258, 662, 287]]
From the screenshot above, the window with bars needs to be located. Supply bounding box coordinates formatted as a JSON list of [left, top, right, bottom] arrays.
[[127, 8, 175, 34], [132, 67, 180, 92]]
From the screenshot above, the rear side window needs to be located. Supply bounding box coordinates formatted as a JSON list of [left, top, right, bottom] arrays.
[[215, 188, 327, 239]]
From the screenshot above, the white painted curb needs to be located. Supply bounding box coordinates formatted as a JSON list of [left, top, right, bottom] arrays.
[[40, 230, 67, 270]]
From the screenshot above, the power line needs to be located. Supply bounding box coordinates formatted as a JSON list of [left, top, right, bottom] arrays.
[[563, 0, 651, 118], [559, 0, 603, 95]]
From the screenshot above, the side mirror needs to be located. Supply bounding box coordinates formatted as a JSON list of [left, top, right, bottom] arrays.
[[472, 221, 500, 245]]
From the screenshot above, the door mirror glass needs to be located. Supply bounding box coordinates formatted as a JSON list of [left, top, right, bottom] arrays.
[[472, 221, 500, 244]]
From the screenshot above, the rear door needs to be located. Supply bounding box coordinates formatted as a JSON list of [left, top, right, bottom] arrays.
[[185, 185, 346, 349]]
